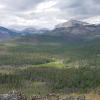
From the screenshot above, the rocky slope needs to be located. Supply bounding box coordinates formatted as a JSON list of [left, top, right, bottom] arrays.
[[52, 20, 100, 36]]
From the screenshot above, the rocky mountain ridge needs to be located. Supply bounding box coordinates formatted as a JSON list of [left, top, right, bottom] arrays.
[[53, 20, 100, 35]]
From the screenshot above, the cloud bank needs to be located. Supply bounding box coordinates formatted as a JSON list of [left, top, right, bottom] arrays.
[[0, 0, 100, 29]]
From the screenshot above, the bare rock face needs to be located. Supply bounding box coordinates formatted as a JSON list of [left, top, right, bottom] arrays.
[[0, 91, 27, 100]]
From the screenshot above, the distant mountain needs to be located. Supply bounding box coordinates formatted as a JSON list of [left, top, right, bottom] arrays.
[[56, 20, 89, 28], [0, 26, 50, 41], [47, 20, 100, 42], [0, 26, 18, 40], [20, 27, 49, 36], [7, 19, 100, 44], [0, 19, 100, 42]]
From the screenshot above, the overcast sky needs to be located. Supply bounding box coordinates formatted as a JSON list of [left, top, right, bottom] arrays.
[[0, 0, 100, 29]]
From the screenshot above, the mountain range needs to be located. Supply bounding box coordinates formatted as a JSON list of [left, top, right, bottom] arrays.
[[0, 19, 100, 41], [52, 20, 100, 36], [47, 20, 100, 42]]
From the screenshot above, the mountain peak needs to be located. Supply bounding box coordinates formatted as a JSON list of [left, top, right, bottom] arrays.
[[55, 19, 89, 28]]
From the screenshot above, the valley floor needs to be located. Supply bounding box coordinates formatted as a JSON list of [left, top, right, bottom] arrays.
[[0, 37, 100, 100]]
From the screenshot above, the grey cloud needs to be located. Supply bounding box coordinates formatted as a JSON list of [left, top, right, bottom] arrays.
[[1, 0, 44, 11], [0, 0, 100, 29], [94, 0, 100, 3], [56, 0, 100, 18]]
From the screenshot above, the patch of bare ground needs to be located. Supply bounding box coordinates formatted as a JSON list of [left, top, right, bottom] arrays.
[[0, 91, 100, 100]]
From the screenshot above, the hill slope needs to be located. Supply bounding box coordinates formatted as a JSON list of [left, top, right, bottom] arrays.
[[47, 20, 100, 42]]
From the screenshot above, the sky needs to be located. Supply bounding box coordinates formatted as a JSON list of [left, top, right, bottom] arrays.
[[0, 0, 100, 29]]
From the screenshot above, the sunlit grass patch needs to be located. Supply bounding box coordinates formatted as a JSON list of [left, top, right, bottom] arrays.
[[34, 59, 65, 68]]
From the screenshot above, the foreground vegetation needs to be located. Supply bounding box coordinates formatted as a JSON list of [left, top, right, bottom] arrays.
[[0, 35, 100, 99]]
